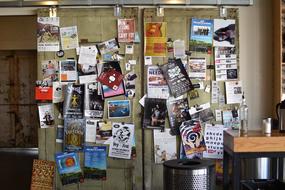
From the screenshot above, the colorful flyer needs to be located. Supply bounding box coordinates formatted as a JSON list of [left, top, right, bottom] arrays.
[[153, 129, 177, 164], [96, 38, 120, 55], [64, 118, 85, 152], [188, 58, 207, 80], [118, 19, 135, 43], [41, 60, 59, 84], [144, 22, 167, 57], [143, 98, 167, 130], [97, 69, 124, 91], [55, 152, 83, 185], [84, 146, 107, 180], [59, 59, 78, 83], [38, 104, 55, 128], [147, 65, 169, 99], [213, 19, 236, 47], [109, 123, 135, 159], [37, 17, 60, 52], [60, 26, 79, 50], [107, 100, 131, 119], [35, 81, 52, 102], [203, 124, 224, 159]]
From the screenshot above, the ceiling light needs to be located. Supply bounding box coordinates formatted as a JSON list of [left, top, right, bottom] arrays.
[[114, 4, 122, 17], [49, 6, 57, 17], [219, 6, 227, 18], [156, 6, 164, 17]]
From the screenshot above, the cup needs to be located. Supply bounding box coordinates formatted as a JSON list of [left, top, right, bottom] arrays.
[[262, 118, 272, 134]]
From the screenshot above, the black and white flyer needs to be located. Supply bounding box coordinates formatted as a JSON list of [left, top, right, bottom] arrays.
[[38, 104, 55, 128], [160, 59, 194, 97], [203, 124, 224, 159], [143, 98, 167, 129], [84, 83, 104, 118], [63, 84, 84, 118], [109, 123, 135, 159], [213, 19, 236, 47]]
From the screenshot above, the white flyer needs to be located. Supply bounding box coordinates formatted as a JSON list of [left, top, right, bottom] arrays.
[[78, 45, 98, 66], [203, 124, 224, 159], [211, 81, 219, 104], [213, 19, 235, 47], [38, 104, 55, 128], [225, 81, 243, 104], [144, 56, 152, 65], [85, 119, 98, 143], [52, 82, 63, 103], [173, 40, 185, 58], [125, 44, 134, 54], [60, 26, 79, 50], [153, 129, 177, 164], [109, 123, 135, 159], [147, 65, 169, 99]]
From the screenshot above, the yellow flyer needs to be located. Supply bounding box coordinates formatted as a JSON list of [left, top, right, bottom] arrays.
[[144, 22, 167, 57]]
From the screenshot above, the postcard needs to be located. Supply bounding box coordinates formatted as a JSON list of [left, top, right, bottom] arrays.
[[225, 81, 242, 104], [97, 38, 120, 55], [96, 121, 112, 144], [37, 17, 60, 52], [107, 100, 131, 119], [84, 146, 107, 180], [180, 120, 206, 156], [64, 118, 85, 152], [109, 123, 135, 159], [153, 129, 177, 164], [84, 83, 104, 118], [167, 98, 191, 135], [59, 59, 78, 83], [118, 19, 135, 43], [213, 19, 236, 47], [60, 26, 79, 50], [143, 98, 167, 129], [55, 152, 83, 185], [147, 66, 169, 99], [144, 22, 167, 57], [38, 104, 55, 128], [188, 57, 206, 80], [85, 119, 98, 143], [203, 124, 224, 159]]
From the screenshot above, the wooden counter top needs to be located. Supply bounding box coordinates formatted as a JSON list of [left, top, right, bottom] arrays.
[[224, 129, 285, 153]]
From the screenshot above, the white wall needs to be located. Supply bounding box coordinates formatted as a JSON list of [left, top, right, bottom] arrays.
[[239, 0, 273, 130]]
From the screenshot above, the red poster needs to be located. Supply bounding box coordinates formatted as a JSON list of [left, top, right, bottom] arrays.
[[117, 19, 135, 43], [35, 86, 52, 101]]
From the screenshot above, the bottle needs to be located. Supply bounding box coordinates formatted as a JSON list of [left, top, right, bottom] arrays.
[[239, 93, 248, 134]]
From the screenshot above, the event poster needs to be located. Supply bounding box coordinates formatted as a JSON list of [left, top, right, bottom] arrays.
[[37, 17, 60, 52], [38, 104, 55, 128], [41, 60, 59, 85], [144, 22, 167, 57], [63, 84, 84, 118], [118, 19, 135, 43], [225, 81, 242, 104], [84, 146, 107, 180], [64, 118, 85, 152], [109, 123, 135, 159], [59, 59, 78, 83], [60, 26, 79, 50], [147, 66, 169, 99], [180, 120, 206, 157], [143, 98, 167, 130], [160, 59, 194, 97], [188, 58, 207, 80], [153, 129, 177, 164], [213, 19, 236, 47], [203, 124, 224, 159], [84, 83, 104, 118], [55, 152, 83, 185]]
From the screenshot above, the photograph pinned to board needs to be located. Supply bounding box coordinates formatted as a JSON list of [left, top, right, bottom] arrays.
[[160, 58, 194, 98], [52, 82, 63, 103], [96, 38, 120, 55], [213, 19, 236, 47], [143, 98, 167, 130], [38, 104, 55, 128], [84, 146, 107, 180], [167, 97, 191, 135], [189, 18, 213, 54], [225, 80, 242, 104], [180, 120, 206, 157], [96, 121, 112, 144], [125, 71, 137, 98], [59, 59, 78, 83], [153, 128, 177, 164], [144, 22, 167, 57], [63, 84, 84, 119], [41, 60, 59, 84], [85, 119, 98, 143], [55, 152, 83, 185], [30, 159, 56, 190], [107, 100, 131, 119], [188, 57, 207, 80], [37, 17, 60, 52], [60, 26, 79, 50], [64, 118, 85, 152], [109, 123, 135, 159], [117, 19, 135, 43], [84, 82, 104, 118], [203, 124, 224, 159], [147, 65, 169, 99]]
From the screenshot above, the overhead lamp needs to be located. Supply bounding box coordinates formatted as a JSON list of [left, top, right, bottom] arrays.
[[219, 6, 227, 18], [49, 6, 57, 17], [114, 4, 122, 17], [156, 6, 164, 17]]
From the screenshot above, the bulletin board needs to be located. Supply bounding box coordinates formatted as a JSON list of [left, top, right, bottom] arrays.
[[36, 7, 239, 190]]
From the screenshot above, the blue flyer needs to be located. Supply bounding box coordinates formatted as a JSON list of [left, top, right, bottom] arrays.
[[84, 146, 107, 180], [190, 18, 213, 44], [55, 152, 83, 185]]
